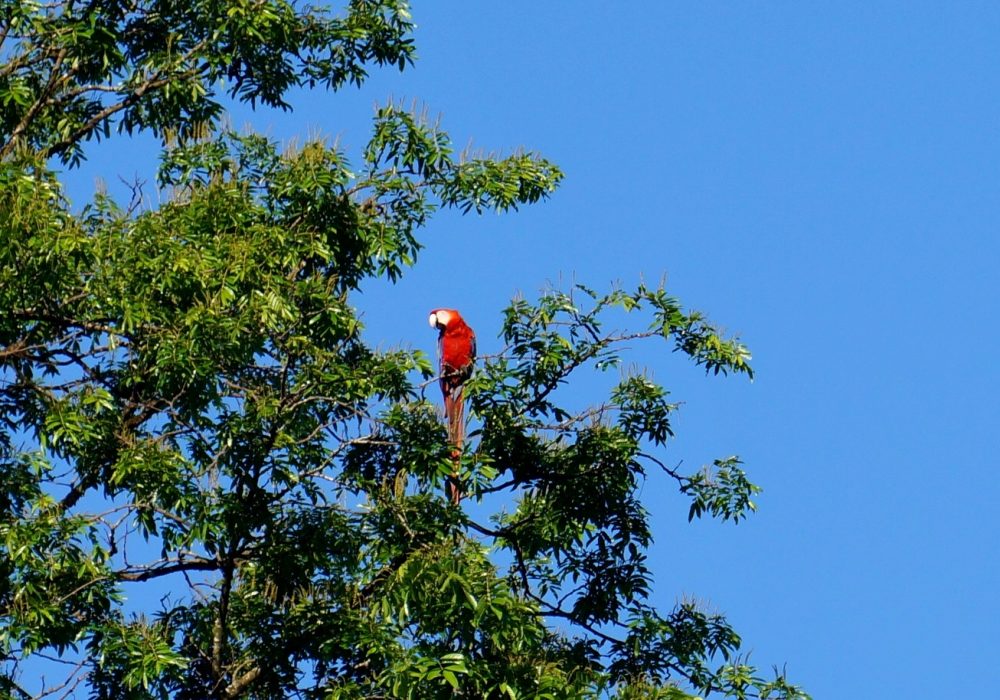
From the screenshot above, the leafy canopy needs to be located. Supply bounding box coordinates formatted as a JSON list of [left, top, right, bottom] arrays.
[[0, 2, 808, 699]]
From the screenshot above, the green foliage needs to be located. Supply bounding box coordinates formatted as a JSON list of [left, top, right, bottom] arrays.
[[0, 3, 809, 699], [682, 458, 761, 524], [0, 0, 416, 165]]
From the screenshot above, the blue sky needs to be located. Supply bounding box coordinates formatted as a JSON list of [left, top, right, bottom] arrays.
[[62, 3, 1000, 697]]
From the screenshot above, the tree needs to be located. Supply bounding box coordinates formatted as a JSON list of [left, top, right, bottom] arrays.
[[0, 1, 810, 698]]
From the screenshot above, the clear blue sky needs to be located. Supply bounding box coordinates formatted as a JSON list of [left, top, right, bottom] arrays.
[[64, 3, 1000, 697]]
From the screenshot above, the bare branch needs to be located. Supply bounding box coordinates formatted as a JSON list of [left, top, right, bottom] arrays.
[[222, 666, 262, 698], [116, 558, 218, 582]]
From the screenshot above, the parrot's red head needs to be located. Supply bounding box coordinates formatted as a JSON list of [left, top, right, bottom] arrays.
[[428, 308, 461, 332]]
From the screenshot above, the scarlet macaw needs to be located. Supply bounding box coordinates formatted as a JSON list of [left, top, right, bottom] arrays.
[[428, 308, 476, 503]]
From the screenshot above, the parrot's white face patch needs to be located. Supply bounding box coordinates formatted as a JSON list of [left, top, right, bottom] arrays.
[[429, 309, 452, 329]]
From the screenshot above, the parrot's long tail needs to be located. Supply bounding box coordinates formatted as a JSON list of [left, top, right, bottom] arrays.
[[444, 386, 464, 504], [445, 387, 465, 447]]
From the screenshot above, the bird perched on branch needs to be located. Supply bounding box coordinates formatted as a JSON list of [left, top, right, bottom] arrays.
[[428, 308, 476, 504]]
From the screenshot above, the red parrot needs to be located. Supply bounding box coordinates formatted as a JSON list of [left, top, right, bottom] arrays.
[[428, 308, 476, 504]]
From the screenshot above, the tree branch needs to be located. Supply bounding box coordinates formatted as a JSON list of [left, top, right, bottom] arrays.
[[211, 539, 238, 691], [223, 667, 262, 699], [0, 47, 69, 159], [116, 558, 218, 582]]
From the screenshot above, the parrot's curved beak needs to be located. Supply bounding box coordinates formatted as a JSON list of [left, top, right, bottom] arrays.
[[428, 312, 438, 329]]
